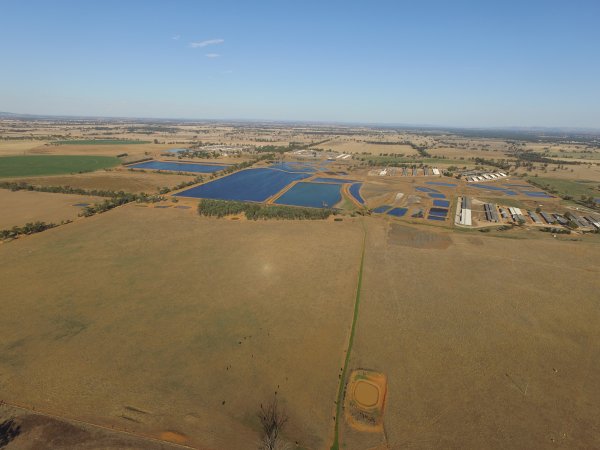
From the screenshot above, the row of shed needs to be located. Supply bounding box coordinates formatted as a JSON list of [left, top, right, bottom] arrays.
[[466, 172, 508, 182]]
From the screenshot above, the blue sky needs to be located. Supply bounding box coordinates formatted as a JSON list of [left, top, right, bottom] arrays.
[[1, 0, 599, 127]]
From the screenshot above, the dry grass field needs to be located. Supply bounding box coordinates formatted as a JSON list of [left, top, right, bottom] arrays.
[[0, 205, 364, 449], [1, 118, 600, 449], [0, 190, 103, 229], [523, 164, 600, 181], [325, 138, 419, 156], [340, 219, 600, 449], [9, 170, 197, 194], [0, 140, 49, 155], [428, 145, 510, 160]]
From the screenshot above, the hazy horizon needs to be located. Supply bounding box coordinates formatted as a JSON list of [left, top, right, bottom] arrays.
[[1, 0, 599, 128]]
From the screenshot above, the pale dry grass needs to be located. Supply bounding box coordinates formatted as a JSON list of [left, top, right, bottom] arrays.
[[0, 206, 364, 449], [9, 170, 197, 194], [340, 219, 600, 449], [326, 138, 419, 155], [0, 140, 50, 155], [0, 189, 103, 228]]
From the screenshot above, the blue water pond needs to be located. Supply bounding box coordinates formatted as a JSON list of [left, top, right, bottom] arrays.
[[274, 182, 341, 208], [387, 207, 408, 217], [175, 168, 310, 202], [349, 183, 364, 204]]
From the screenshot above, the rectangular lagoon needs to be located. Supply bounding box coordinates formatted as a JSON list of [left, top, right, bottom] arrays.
[[274, 182, 341, 208], [174, 168, 310, 202]]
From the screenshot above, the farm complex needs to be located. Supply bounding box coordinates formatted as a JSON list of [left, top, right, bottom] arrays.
[[1, 117, 599, 449]]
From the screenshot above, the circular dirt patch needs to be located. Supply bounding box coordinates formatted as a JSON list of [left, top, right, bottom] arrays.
[[354, 380, 379, 408]]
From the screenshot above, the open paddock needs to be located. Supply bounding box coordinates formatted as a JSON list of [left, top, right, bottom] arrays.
[[8, 170, 198, 194], [0, 205, 364, 449], [0, 189, 103, 229], [325, 138, 420, 156], [0, 139, 50, 155], [429, 146, 511, 160], [339, 220, 600, 449]]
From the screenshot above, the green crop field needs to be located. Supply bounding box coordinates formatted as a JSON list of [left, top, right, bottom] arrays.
[[0, 155, 120, 178], [52, 139, 150, 145]]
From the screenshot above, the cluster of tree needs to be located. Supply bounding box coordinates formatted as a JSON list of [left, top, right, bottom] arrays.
[[362, 140, 430, 156], [305, 138, 331, 148], [157, 176, 203, 194], [515, 150, 578, 166], [1, 221, 58, 240], [472, 157, 512, 170], [254, 145, 290, 154], [198, 199, 334, 220], [81, 193, 164, 217], [125, 125, 180, 134]]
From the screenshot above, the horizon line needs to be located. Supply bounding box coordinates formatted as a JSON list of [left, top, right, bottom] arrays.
[[1, 110, 599, 134]]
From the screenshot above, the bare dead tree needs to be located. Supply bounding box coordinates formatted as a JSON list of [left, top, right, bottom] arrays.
[[258, 397, 289, 450]]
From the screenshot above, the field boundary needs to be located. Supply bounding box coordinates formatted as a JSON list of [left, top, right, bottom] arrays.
[[330, 219, 367, 450]]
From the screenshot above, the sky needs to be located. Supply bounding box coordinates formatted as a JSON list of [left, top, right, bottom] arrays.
[[1, 0, 599, 128]]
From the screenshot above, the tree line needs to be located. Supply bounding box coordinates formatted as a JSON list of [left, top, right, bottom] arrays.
[[1, 221, 58, 240], [0, 181, 129, 197], [81, 193, 164, 216], [1, 177, 202, 197], [198, 199, 334, 220]]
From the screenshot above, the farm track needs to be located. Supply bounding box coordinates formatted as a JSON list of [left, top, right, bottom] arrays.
[[330, 219, 367, 450]]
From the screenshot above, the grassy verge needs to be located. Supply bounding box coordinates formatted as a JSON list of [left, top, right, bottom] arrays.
[[0, 155, 120, 178], [330, 221, 366, 450]]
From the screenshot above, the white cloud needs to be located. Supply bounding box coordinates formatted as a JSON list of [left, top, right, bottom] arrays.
[[190, 38, 224, 48], [172, 35, 181, 40], [206, 53, 220, 58]]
